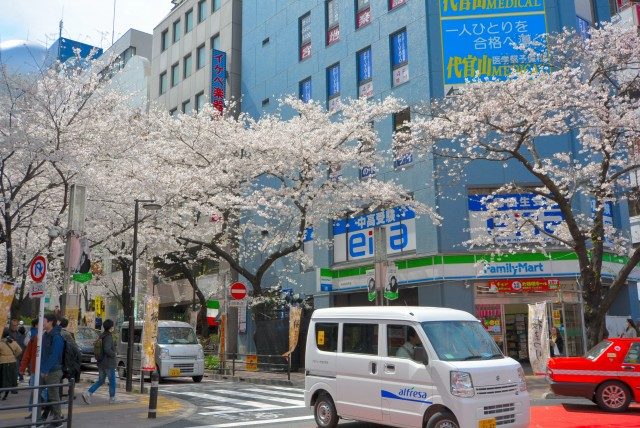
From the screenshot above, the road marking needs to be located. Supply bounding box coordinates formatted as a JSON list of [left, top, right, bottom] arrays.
[[165, 390, 277, 409], [198, 404, 305, 416], [190, 415, 315, 427], [262, 385, 304, 392], [213, 389, 304, 406], [243, 387, 305, 399]]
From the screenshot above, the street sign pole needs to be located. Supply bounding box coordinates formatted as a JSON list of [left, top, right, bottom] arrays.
[[31, 279, 46, 426]]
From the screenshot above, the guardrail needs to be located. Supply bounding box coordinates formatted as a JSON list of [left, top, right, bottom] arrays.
[[0, 379, 75, 427], [205, 351, 292, 381]]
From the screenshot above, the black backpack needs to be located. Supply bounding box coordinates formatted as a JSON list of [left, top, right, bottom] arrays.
[[62, 334, 82, 376]]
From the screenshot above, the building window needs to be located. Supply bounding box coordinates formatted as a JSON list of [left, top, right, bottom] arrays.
[[198, 0, 207, 23], [391, 29, 409, 86], [171, 62, 180, 87], [262, 98, 270, 107], [169, 107, 178, 116], [197, 44, 206, 69], [161, 29, 169, 51], [173, 20, 181, 43], [159, 72, 168, 95], [195, 92, 205, 111], [357, 47, 373, 98], [185, 9, 194, 33], [326, 0, 340, 46], [299, 78, 312, 103], [211, 34, 220, 51], [182, 99, 192, 114], [389, 0, 407, 10], [183, 54, 192, 78], [393, 107, 413, 168], [212, 0, 221, 12], [327, 63, 340, 111], [299, 12, 312, 61], [355, 0, 371, 29]]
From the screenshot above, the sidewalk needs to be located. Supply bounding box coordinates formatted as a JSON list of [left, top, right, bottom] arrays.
[[0, 377, 196, 428]]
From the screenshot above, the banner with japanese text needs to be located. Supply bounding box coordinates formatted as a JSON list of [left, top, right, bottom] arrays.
[[211, 49, 226, 112], [0, 281, 15, 334], [488, 278, 560, 293], [528, 301, 550, 375], [284, 306, 302, 358]]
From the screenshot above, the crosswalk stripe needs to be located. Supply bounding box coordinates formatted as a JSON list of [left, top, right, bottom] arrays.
[[164, 391, 277, 409], [261, 385, 304, 392], [189, 415, 315, 428], [213, 389, 304, 406], [198, 404, 305, 416], [243, 387, 304, 399]]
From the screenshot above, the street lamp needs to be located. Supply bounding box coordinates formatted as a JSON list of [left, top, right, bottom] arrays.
[[126, 199, 161, 392]]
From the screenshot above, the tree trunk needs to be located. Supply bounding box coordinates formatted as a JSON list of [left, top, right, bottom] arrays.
[[180, 264, 209, 337]]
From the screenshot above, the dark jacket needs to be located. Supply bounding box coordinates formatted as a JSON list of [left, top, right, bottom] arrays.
[[9, 329, 26, 352], [98, 332, 116, 370], [41, 325, 64, 374]]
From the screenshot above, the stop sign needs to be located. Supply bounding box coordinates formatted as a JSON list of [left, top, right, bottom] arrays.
[[230, 282, 247, 300]]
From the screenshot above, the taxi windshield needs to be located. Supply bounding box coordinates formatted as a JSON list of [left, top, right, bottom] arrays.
[[585, 340, 611, 360], [421, 320, 503, 362]]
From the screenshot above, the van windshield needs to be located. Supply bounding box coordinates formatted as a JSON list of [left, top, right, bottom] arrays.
[[421, 321, 503, 362], [157, 327, 197, 345]]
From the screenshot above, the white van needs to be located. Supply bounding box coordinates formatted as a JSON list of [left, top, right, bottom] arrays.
[[304, 307, 530, 428], [117, 320, 205, 382]]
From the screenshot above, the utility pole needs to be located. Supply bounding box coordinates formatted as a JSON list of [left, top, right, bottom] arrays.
[[63, 184, 86, 334], [374, 227, 387, 306]]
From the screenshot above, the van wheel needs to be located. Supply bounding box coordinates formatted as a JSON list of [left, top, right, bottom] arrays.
[[192, 376, 203, 383], [426, 411, 459, 428], [314, 394, 338, 428], [596, 381, 631, 412]]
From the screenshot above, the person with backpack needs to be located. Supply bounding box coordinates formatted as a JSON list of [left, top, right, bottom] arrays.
[[41, 313, 65, 427], [82, 319, 117, 404], [19, 319, 47, 418], [58, 318, 81, 398]]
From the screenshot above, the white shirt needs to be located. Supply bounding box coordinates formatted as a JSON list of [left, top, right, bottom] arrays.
[[396, 341, 414, 359]]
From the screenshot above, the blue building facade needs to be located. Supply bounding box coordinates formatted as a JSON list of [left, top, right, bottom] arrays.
[[241, 0, 638, 357]]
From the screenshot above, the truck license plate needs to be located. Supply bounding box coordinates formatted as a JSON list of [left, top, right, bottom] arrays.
[[168, 368, 181, 376], [478, 418, 496, 428]]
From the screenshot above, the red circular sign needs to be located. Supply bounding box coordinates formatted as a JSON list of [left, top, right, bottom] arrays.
[[230, 282, 247, 300], [30, 255, 47, 283]]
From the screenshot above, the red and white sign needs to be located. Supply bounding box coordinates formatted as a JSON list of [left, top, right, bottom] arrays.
[[29, 255, 47, 283], [230, 282, 247, 300], [487, 278, 560, 293]]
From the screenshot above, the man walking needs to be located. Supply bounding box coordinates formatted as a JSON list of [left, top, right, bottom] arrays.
[[9, 319, 25, 383], [82, 319, 117, 404], [41, 313, 65, 427], [19, 319, 44, 418], [59, 318, 81, 398]]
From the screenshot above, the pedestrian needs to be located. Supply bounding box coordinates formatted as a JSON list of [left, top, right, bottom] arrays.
[[19, 319, 46, 418], [41, 313, 65, 427], [82, 319, 117, 405], [621, 319, 638, 338], [58, 318, 81, 398], [9, 318, 25, 382], [550, 326, 564, 357], [1, 327, 22, 400]]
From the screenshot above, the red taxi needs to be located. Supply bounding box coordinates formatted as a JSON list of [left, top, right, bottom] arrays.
[[546, 338, 640, 412]]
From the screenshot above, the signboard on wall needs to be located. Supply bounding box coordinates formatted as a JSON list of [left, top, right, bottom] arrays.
[[333, 207, 416, 263], [211, 49, 226, 112], [487, 278, 560, 293], [439, 0, 548, 93]]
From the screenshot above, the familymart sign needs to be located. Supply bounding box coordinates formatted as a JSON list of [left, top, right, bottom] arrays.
[[317, 251, 640, 292]]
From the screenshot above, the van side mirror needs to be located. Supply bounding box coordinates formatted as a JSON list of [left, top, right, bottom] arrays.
[[414, 346, 428, 365]]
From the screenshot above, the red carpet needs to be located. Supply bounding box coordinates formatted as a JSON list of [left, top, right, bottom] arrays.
[[531, 404, 640, 427]]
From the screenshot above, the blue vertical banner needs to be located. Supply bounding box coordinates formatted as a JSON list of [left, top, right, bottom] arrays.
[[440, 0, 548, 88], [391, 30, 408, 66], [211, 49, 226, 112], [327, 64, 340, 97], [300, 78, 312, 102], [357, 48, 372, 83]]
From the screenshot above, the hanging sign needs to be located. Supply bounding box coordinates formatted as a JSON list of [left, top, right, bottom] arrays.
[[488, 278, 560, 293]]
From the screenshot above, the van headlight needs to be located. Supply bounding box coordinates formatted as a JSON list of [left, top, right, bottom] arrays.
[[160, 348, 170, 359], [450, 371, 475, 398], [518, 366, 528, 392], [197, 348, 204, 360]]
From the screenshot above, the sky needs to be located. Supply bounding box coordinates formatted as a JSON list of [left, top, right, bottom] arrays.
[[0, 0, 174, 49]]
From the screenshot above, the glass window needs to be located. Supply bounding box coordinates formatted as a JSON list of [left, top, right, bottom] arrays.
[[355, 0, 371, 29], [391, 29, 408, 67], [185, 9, 194, 33], [389, 0, 407, 10], [195, 91, 205, 111], [184, 53, 192, 78], [211, 34, 221, 51], [198, 0, 207, 23], [393, 107, 413, 167], [182, 99, 192, 114], [171, 62, 179, 87], [357, 0, 370, 8], [421, 321, 503, 362], [327, 63, 340, 98], [173, 20, 181, 43], [197, 44, 206, 69], [300, 13, 312, 60], [161, 29, 169, 51], [212, 0, 221, 12], [357, 47, 372, 84], [157, 327, 197, 344], [387, 325, 424, 360], [624, 343, 640, 364], [343, 323, 378, 355], [121, 328, 142, 344], [326, 0, 339, 45], [159, 71, 168, 94], [169, 107, 178, 116], [315, 323, 338, 352], [76, 328, 100, 341], [586, 340, 612, 360], [300, 78, 312, 103]]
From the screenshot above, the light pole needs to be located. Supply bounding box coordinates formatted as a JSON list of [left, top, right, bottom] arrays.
[[126, 199, 161, 392]]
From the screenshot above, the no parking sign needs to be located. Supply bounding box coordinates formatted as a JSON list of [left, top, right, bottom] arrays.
[[29, 255, 47, 297]]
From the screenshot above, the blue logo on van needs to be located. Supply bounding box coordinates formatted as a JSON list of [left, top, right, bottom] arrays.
[[381, 387, 432, 404]]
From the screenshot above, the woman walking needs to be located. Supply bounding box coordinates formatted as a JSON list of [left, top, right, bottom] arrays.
[[621, 319, 638, 338], [1, 328, 22, 400]]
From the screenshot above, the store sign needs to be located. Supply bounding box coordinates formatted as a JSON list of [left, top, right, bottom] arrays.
[[476, 304, 502, 334], [211, 49, 226, 112], [333, 207, 416, 263], [487, 278, 560, 293], [468, 193, 564, 244]]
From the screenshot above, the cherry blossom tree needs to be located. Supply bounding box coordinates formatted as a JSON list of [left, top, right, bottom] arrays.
[[407, 24, 640, 347]]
